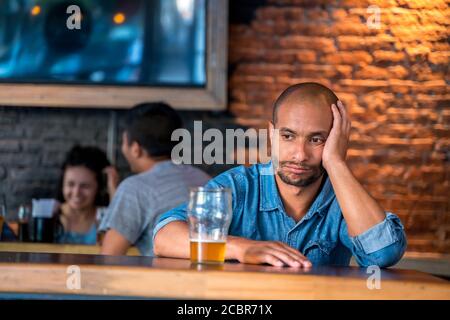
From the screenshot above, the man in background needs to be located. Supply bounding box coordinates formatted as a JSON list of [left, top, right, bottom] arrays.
[[100, 102, 210, 256]]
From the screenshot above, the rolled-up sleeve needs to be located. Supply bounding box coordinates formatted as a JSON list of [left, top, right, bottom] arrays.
[[152, 203, 188, 242], [340, 212, 407, 267]]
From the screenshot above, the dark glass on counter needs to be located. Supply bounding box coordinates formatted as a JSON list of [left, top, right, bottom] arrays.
[[33, 217, 56, 243], [17, 205, 31, 242]]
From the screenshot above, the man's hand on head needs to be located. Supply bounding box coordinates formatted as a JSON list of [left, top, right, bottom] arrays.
[[322, 100, 351, 171]]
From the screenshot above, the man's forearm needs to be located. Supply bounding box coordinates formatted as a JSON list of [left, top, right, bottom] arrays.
[[226, 236, 250, 260], [154, 222, 311, 267], [101, 229, 131, 256], [153, 221, 191, 258], [153, 221, 245, 260], [326, 161, 386, 237]]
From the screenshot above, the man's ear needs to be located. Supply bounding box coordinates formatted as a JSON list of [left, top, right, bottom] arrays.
[[130, 141, 143, 158]]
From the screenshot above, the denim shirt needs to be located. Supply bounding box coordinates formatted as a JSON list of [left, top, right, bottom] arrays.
[[154, 162, 407, 267]]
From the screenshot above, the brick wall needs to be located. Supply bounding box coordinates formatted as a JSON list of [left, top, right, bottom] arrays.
[[0, 0, 449, 253], [228, 0, 449, 253]]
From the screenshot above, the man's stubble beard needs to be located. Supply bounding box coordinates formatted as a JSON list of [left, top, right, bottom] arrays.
[[276, 160, 325, 187]]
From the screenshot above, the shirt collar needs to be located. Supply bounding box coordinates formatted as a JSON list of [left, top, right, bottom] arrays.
[[258, 161, 335, 217]]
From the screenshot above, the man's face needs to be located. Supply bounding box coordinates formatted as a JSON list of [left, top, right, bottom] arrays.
[[271, 99, 332, 187]]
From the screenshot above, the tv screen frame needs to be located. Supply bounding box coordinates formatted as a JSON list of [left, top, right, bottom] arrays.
[[0, 0, 228, 110]]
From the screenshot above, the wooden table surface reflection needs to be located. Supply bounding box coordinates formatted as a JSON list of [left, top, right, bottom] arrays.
[[0, 251, 449, 299]]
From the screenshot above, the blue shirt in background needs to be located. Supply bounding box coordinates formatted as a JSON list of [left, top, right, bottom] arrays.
[[154, 161, 407, 267], [55, 223, 97, 245]]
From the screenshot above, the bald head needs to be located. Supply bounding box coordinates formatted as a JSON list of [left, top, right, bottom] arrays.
[[272, 82, 338, 124]]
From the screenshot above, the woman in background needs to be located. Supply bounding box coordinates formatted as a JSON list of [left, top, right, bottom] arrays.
[[55, 145, 118, 245]]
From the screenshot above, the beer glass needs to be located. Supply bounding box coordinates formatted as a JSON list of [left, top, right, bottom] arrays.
[[187, 187, 232, 264]]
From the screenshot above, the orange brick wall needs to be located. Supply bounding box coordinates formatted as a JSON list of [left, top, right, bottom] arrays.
[[228, 0, 449, 253]]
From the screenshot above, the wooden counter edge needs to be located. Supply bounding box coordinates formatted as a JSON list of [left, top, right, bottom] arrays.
[[0, 262, 449, 300]]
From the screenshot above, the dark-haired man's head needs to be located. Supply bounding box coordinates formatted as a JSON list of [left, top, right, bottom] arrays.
[[122, 102, 182, 173], [270, 82, 339, 188]]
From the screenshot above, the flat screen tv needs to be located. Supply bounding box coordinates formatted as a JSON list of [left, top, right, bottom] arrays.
[[0, 0, 227, 109]]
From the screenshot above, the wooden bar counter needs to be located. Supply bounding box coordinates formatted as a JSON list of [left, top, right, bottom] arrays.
[[0, 250, 449, 299]]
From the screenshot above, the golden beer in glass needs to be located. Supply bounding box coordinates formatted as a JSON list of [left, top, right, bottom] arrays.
[[187, 187, 232, 264], [190, 240, 226, 263]]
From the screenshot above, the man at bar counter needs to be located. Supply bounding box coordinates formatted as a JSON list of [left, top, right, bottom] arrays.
[[153, 82, 407, 267], [99, 103, 210, 256]]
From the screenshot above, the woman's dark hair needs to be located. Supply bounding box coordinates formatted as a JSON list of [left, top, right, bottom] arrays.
[[125, 102, 183, 158], [56, 145, 111, 207]]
